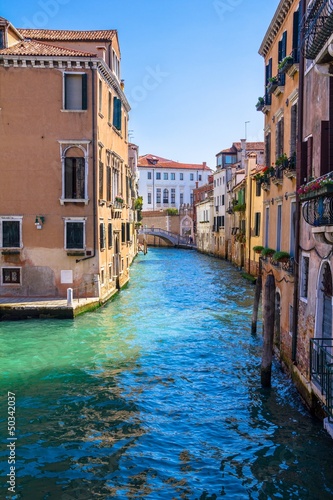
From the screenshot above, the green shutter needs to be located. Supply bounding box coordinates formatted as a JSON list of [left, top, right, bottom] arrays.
[[82, 73, 88, 110], [292, 10, 300, 62]]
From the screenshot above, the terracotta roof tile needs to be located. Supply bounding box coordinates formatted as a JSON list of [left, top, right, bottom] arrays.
[[0, 39, 96, 57], [138, 154, 211, 171], [18, 28, 116, 42], [217, 142, 264, 155]]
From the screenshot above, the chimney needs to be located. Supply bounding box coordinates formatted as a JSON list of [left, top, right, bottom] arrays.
[[202, 162, 206, 168]]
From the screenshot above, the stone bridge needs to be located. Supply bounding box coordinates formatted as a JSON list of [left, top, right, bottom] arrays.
[[139, 227, 196, 248]]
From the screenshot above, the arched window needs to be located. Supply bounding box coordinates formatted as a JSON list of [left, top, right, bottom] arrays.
[[61, 143, 88, 203], [163, 189, 169, 204]]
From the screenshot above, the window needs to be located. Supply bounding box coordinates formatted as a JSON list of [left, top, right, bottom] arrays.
[[100, 222, 106, 250], [276, 204, 282, 251], [0, 30, 5, 49], [163, 173, 168, 180], [65, 220, 85, 249], [64, 73, 87, 110], [224, 155, 237, 165], [276, 118, 284, 160], [171, 173, 175, 180], [265, 132, 271, 168], [1, 219, 21, 248], [98, 78, 103, 114], [2, 268, 21, 285], [254, 212, 261, 237], [156, 189, 161, 204], [289, 304, 294, 336], [180, 192, 184, 205], [108, 92, 112, 123], [109, 264, 113, 281], [290, 201, 296, 257], [100, 268, 105, 285], [265, 207, 269, 248], [156, 172, 161, 180], [190, 173, 194, 181], [265, 58, 272, 106], [107, 166, 112, 202], [278, 31, 287, 86], [113, 97, 122, 130], [256, 181, 261, 197], [65, 157, 85, 199], [147, 172, 152, 180], [292, 10, 300, 63], [121, 223, 126, 243], [163, 189, 169, 204], [147, 192, 152, 204], [199, 175, 202, 181], [108, 222, 113, 248], [222, 195, 225, 206], [190, 193, 194, 205], [180, 173, 184, 181], [126, 222, 131, 242], [171, 189, 175, 204], [99, 161, 104, 199], [300, 255, 309, 300], [290, 103, 298, 156]]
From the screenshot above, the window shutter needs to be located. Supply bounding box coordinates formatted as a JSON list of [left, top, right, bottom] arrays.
[[82, 73, 88, 110], [113, 97, 122, 130], [293, 10, 300, 62], [108, 223, 113, 248], [282, 31, 287, 59], [100, 222, 105, 250], [278, 39, 283, 64], [121, 223, 126, 243]]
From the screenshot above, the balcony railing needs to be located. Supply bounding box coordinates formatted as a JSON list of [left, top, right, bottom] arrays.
[[302, 195, 333, 226], [304, 0, 333, 60], [310, 338, 333, 421]]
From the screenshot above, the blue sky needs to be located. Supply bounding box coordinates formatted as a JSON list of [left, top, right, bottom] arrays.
[[2, 0, 279, 168]]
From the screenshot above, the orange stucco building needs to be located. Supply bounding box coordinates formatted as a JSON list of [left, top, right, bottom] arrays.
[[0, 18, 137, 301]]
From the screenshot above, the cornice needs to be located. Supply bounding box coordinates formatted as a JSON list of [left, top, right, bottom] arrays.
[[259, 0, 295, 58]]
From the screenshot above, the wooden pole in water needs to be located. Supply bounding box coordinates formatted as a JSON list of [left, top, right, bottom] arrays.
[[251, 258, 262, 335], [261, 274, 275, 388]]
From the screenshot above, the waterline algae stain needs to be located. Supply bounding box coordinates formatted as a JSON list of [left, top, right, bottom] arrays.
[[0, 248, 333, 499]]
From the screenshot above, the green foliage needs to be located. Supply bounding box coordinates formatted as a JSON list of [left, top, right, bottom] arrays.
[[261, 247, 275, 257], [135, 196, 143, 221], [272, 251, 290, 261], [253, 245, 264, 253], [166, 208, 178, 216]]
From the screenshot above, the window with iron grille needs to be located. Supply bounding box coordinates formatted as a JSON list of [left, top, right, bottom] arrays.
[[2, 268, 21, 284], [300, 255, 309, 300], [99, 222, 106, 250], [65, 221, 84, 249]]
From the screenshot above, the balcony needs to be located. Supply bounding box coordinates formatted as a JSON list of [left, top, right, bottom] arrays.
[[304, 0, 333, 60], [310, 338, 333, 421]]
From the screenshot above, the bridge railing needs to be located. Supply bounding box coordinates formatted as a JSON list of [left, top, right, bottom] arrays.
[[139, 227, 193, 246]]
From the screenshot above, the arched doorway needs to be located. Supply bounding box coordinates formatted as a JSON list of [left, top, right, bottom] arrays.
[[180, 215, 193, 239]]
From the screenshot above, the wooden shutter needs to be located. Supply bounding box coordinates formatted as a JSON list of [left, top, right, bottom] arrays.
[[99, 222, 105, 250], [82, 73, 87, 110], [320, 121, 329, 176], [293, 10, 300, 62], [108, 223, 113, 248]]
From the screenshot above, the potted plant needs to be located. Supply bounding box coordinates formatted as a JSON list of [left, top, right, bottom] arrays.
[[256, 97, 264, 111], [272, 250, 291, 263], [253, 245, 264, 254], [278, 55, 293, 73], [266, 76, 278, 93], [261, 247, 275, 257]]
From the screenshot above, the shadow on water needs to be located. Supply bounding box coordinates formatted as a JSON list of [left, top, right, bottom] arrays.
[[1, 249, 333, 499]]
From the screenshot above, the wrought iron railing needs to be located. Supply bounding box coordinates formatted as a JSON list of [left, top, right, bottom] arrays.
[[303, 0, 333, 60], [302, 196, 333, 226], [310, 338, 333, 421]]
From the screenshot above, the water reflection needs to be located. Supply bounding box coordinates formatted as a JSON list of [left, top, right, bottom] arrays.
[[0, 249, 333, 499]]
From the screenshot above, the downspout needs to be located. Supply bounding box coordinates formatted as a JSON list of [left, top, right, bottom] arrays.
[[292, 0, 305, 362], [77, 62, 97, 263]]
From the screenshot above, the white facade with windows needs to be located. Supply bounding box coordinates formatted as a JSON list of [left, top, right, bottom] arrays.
[[138, 155, 212, 211]]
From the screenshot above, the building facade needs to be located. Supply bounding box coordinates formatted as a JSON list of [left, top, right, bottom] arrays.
[[137, 154, 212, 212], [0, 18, 137, 301]]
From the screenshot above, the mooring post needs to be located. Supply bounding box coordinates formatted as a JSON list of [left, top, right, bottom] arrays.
[[261, 274, 275, 388], [251, 274, 262, 335]]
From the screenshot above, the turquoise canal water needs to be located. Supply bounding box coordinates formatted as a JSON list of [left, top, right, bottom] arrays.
[[1, 248, 333, 500]]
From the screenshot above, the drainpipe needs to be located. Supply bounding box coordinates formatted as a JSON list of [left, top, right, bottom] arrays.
[[292, 0, 305, 362], [76, 62, 97, 264]]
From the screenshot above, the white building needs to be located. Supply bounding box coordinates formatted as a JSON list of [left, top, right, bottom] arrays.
[[138, 154, 212, 211]]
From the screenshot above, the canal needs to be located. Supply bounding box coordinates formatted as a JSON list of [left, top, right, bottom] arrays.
[[1, 248, 333, 499]]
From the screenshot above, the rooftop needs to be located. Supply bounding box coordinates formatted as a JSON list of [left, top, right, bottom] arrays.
[[138, 154, 211, 171], [18, 28, 117, 42], [0, 39, 97, 57]]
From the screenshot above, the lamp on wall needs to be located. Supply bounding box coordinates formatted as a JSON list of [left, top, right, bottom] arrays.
[[35, 216, 45, 229]]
